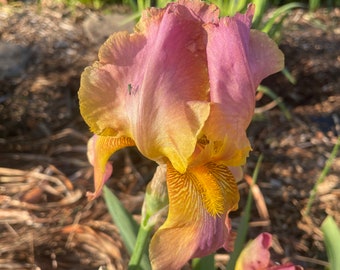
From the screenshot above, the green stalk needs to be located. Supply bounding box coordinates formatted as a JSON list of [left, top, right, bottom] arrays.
[[128, 223, 153, 270], [304, 136, 340, 216], [192, 253, 215, 269], [252, 0, 267, 29], [321, 216, 340, 270], [309, 0, 320, 11], [103, 186, 151, 269], [257, 85, 291, 120]]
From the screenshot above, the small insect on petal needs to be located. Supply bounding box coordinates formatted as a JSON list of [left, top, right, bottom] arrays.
[[128, 83, 132, 95]]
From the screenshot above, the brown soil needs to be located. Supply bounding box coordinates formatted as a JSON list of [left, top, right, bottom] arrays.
[[0, 2, 339, 270]]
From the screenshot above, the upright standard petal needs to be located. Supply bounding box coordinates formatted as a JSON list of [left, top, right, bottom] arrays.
[[150, 162, 239, 270], [127, 2, 212, 172], [202, 4, 284, 165], [205, 4, 283, 129], [205, 5, 257, 129]]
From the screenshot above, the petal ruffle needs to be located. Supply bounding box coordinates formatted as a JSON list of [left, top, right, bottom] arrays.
[[249, 29, 285, 87], [150, 162, 239, 269], [86, 135, 135, 200], [136, 0, 220, 33]]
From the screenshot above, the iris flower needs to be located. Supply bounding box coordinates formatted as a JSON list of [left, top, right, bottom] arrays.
[[78, 0, 284, 269], [236, 233, 303, 270]]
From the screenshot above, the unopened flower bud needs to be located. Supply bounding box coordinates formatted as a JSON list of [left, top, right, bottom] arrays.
[[141, 165, 168, 228]]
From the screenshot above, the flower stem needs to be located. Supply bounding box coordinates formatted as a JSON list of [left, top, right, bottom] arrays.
[[128, 223, 153, 270], [304, 136, 340, 216]]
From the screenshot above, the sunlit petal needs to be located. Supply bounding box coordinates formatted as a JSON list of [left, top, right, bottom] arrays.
[[79, 32, 147, 137], [128, 3, 212, 172]]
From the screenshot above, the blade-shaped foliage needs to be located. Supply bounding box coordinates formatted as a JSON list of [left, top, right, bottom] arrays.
[[192, 254, 215, 270], [261, 3, 306, 36], [257, 85, 291, 120], [321, 216, 340, 270], [103, 186, 151, 269]]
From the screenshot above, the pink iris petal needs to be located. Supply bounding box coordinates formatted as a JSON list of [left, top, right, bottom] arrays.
[[127, 1, 212, 172], [236, 233, 303, 270], [205, 5, 257, 130], [269, 264, 302, 270], [236, 232, 272, 270], [205, 4, 284, 129], [203, 4, 284, 165]]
